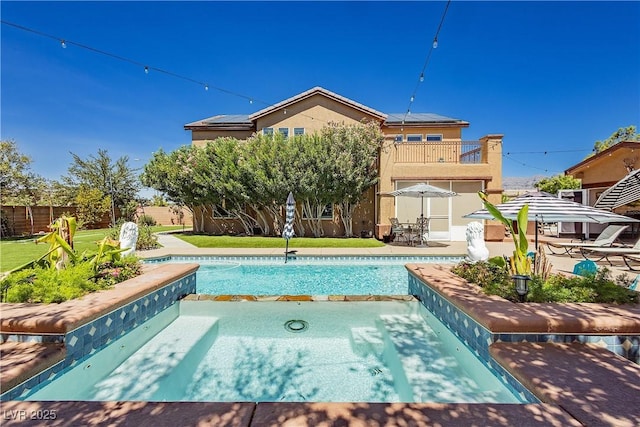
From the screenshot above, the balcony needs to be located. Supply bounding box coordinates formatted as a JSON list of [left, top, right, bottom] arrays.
[[393, 141, 484, 164]]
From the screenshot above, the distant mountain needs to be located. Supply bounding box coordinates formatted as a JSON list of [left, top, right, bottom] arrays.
[[503, 175, 548, 190]]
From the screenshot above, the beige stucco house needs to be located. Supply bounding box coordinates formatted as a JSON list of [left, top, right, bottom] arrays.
[[564, 141, 640, 237], [185, 87, 504, 241]]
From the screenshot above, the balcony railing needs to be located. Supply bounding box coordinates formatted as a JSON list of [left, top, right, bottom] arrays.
[[393, 141, 484, 164]]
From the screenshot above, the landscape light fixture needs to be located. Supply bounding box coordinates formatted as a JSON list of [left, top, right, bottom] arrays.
[[512, 275, 531, 303]]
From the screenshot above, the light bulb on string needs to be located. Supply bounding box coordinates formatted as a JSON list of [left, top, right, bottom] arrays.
[[144, 66, 149, 74], [410, 95, 415, 102], [433, 37, 438, 49], [60, 39, 67, 49], [419, 73, 424, 82], [204, 84, 209, 91], [249, 99, 253, 104]]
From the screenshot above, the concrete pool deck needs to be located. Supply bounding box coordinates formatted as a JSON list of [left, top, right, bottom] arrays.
[[1, 235, 639, 426]]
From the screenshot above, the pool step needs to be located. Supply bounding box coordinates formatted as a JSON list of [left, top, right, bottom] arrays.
[[349, 327, 385, 357], [90, 315, 219, 401], [378, 314, 476, 402]]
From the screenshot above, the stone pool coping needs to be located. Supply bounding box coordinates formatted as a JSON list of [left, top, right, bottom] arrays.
[[1, 261, 639, 426], [406, 264, 640, 334], [0, 263, 199, 335]]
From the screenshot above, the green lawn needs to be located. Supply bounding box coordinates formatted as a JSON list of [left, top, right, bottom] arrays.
[[0, 226, 184, 272], [175, 233, 386, 248]]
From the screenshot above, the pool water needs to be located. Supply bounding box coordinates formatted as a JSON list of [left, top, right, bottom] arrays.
[[165, 257, 461, 295], [25, 301, 523, 403]]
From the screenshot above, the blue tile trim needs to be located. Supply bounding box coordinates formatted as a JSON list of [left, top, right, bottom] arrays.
[[0, 272, 196, 401], [145, 255, 466, 264]]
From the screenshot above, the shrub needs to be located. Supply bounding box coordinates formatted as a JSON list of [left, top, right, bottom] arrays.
[[2, 257, 142, 303], [452, 261, 638, 304], [137, 214, 157, 227]]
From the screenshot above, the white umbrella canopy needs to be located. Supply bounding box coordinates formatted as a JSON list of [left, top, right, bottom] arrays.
[[384, 183, 458, 246], [594, 169, 640, 210], [464, 191, 640, 248]]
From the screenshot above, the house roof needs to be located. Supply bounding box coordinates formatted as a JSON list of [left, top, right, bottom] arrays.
[[184, 114, 253, 130], [565, 141, 640, 175], [248, 86, 388, 121], [384, 113, 469, 127], [184, 87, 469, 130]]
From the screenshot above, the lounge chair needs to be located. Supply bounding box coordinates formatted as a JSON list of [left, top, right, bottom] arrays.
[[581, 236, 640, 271], [545, 224, 630, 257]]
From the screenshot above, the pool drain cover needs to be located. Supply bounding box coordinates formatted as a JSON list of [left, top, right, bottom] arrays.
[[284, 319, 309, 333]]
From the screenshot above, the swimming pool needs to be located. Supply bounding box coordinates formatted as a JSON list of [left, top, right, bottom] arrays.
[[24, 300, 523, 403], [152, 256, 464, 295]]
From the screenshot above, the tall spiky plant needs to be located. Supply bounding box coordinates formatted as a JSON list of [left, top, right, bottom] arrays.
[[478, 192, 531, 276]]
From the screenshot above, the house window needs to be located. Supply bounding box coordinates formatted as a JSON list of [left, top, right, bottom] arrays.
[[394, 134, 403, 143], [426, 134, 443, 142], [406, 134, 423, 143], [302, 204, 333, 220], [263, 127, 273, 136], [278, 127, 289, 138], [294, 127, 305, 136]]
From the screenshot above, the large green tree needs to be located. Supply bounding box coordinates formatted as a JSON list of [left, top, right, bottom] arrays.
[[141, 122, 385, 237], [0, 140, 46, 206], [60, 149, 141, 225], [593, 125, 639, 153], [534, 174, 581, 195]]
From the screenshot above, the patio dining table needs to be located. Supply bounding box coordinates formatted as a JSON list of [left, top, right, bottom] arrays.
[[399, 223, 420, 246]]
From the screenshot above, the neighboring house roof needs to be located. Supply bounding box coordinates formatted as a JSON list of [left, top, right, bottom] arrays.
[[384, 113, 469, 127], [565, 141, 640, 175], [248, 86, 387, 121]]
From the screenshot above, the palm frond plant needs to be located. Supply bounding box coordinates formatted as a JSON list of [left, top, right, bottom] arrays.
[[478, 192, 531, 276]]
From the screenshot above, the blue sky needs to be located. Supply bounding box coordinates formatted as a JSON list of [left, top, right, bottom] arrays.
[[2, 1, 639, 184]]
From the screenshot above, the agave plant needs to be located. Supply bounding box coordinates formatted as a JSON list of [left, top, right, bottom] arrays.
[[478, 192, 532, 276]]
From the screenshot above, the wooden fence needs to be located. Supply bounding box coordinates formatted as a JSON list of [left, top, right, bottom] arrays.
[[0, 206, 112, 237]]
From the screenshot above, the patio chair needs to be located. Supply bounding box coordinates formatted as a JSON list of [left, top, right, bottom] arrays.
[[581, 235, 640, 270], [389, 217, 408, 244], [545, 224, 630, 257]]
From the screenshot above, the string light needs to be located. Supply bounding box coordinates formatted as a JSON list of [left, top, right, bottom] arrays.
[[505, 148, 590, 155], [503, 153, 551, 173], [2, 19, 415, 129], [402, 0, 451, 125]]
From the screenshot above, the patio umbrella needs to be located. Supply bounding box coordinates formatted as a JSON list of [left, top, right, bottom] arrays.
[[282, 192, 296, 263], [385, 183, 458, 247], [464, 191, 640, 249], [594, 169, 640, 210]]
